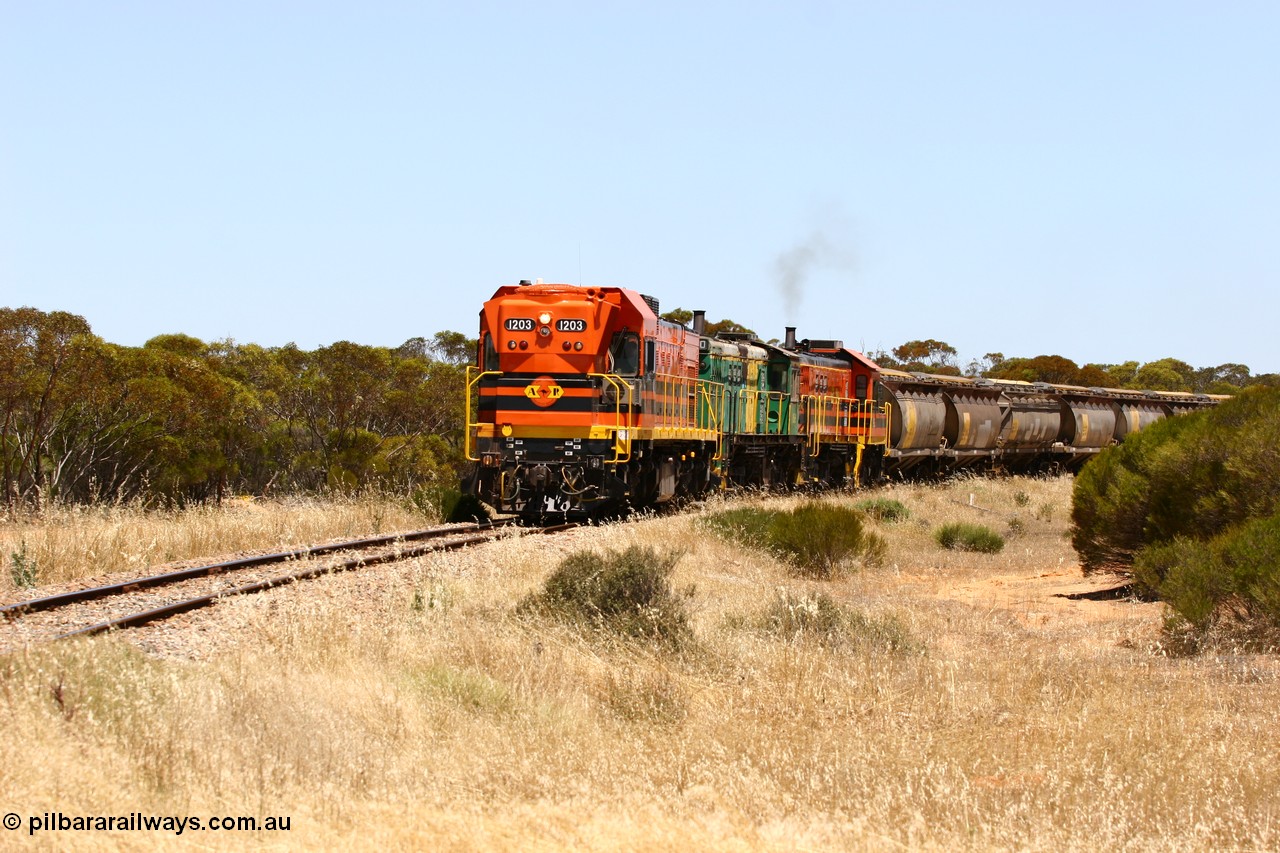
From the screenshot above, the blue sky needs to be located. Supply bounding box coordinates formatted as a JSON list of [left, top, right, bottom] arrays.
[[3, 2, 1277, 373]]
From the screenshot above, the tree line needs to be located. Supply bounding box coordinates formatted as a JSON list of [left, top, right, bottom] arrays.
[[869, 339, 1277, 394], [661, 309, 1278, 394], [6, 305, 1276, 509], [1, 307, 472, 509]]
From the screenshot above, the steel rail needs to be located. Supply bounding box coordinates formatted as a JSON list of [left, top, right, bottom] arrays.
[[1, 520, 516, 619], [55, 522, 577, 640]]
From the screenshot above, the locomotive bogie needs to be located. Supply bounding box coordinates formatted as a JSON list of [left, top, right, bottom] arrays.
[[471, 434, 716, 517]]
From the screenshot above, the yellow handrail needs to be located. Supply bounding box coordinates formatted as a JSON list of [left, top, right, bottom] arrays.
[[867, 402, 891, 446], [464, 368, 502, 461], [646, 372, 725, 434], [800, 395, 894, 452], [588, 372, 635, 463], [737, 389, 790, 435], [693, 379, 727, 460]]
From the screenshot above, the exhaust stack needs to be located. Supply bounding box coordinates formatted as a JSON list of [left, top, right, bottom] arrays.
[[692, 310, 706, 336], [784, 327, 797, 350]]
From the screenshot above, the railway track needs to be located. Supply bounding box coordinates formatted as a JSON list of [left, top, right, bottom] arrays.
[[1, 520, 572, 646]]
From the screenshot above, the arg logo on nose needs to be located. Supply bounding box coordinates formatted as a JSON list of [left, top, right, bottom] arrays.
[[524, 376, 564, 407]]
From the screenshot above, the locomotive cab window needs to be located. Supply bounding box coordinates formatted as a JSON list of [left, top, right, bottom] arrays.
[[609, 332, 640, 376], [856, 374, 868, 400], [482, 333, 499, 371], [768, 362, 789, 392]]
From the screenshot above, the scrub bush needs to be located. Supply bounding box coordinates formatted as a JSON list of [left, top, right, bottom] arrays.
[[1072, 387, 1280, 649], [517, 545, 691, 648], [854, 497, 912, 523], [768, 502, 886, 578], [701, 501, 885, 579], [697, 506, 774, 549], [935, 522, 1005, 554], [9, 541, 38, 588], [1072, 387, 1280, 572], [1134, 511, 1280, 650]]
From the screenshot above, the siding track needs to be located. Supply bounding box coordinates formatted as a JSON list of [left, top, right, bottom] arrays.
[[2, 520, 573, 646]]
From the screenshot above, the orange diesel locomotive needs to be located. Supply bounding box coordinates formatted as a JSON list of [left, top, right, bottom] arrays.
[[466, 281, 723, 517]]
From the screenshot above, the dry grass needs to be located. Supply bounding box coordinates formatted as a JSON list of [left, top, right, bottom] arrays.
[[2, 475, 1279, 850], [0, 493, 434, 593]]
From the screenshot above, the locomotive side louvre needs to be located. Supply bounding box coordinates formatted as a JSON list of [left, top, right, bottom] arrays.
[[698, 337, 773, 437]]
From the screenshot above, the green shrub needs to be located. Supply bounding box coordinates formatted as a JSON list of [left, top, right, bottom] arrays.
[[1134, 511, 1280, 649], [697, 506, 775, 549], [701, 501, 886, 579], [10, 541, 38, 589], [854, 497, 911, 523], [768, 502, 886, 578], [756, 589, 915, 651], [935, 522, 1005, 554], [1013, 490, 1031, 508], [1072, 387, 1280, 572], [1074, 387, 1280, 650], [517, 546, 691, 648]]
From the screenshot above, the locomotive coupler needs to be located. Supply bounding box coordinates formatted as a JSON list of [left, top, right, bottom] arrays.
[[528, 464, 552, 488]]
